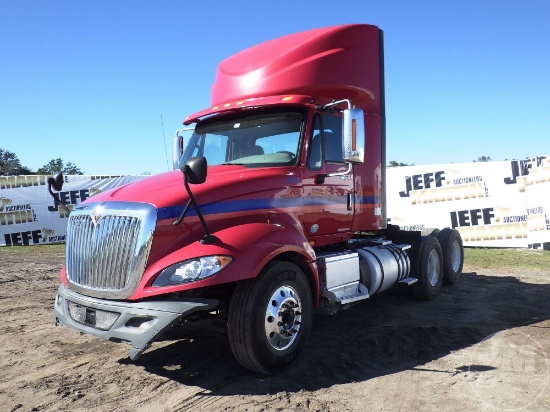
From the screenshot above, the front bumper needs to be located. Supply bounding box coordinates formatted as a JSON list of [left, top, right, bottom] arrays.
[[53, 283, 219, 360]]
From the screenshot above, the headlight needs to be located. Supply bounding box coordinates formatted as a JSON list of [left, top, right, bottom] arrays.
[[153, 256, 232, 286]]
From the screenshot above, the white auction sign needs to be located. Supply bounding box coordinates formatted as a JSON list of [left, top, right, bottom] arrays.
[[0, 175, 146, 246], [1, 156, 549, 248], [386, 155, 550, 250]]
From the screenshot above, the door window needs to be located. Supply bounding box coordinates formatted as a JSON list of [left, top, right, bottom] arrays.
[[307, 113, 344, 170]]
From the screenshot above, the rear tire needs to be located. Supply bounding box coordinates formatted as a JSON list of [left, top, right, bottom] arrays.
[[228, 261, 312, 374], [421, 227, 440, 237], [411, 235, 443, 300], [437, 228, 464, 285]]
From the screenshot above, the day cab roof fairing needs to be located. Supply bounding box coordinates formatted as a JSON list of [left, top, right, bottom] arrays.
[[184, 24, 382, 126], [209, 24, 381, 113]]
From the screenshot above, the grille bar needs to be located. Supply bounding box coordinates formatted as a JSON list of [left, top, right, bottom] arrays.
[[65, 202, 156, 299]]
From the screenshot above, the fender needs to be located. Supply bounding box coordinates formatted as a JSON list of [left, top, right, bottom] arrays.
[[132, 222, 318, 300]]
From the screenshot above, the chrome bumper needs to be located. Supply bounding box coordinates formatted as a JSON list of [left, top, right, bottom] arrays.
[[53, 283, 219, 360]]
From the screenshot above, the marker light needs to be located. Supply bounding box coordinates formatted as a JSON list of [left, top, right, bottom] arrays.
[[153, 256, 233, 286], [351, 118, 357, 151]]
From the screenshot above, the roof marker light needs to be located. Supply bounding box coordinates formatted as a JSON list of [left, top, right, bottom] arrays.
[[282, 96, 293, 101], [223, 103, 231, 108]]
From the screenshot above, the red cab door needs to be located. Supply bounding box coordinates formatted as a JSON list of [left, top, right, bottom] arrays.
[[301, 112, 354, 244]]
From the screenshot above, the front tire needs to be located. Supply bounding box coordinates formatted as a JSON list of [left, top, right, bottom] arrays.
[[228, 261, 312, 374]]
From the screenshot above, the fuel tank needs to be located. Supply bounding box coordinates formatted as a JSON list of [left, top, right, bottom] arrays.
[[357, 243, 411, 295]]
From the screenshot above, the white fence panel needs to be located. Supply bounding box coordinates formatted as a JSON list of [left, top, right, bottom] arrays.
[[2, 156, 549, 249], [386, 156, 550, 249], [0, 175, 146, 246]]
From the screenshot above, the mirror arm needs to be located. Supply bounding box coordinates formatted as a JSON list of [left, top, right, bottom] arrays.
[[322, 99, 352, 111], [173, 166, 218, 245], [172, 198, 193, 226], [326, 163, 353, 177]]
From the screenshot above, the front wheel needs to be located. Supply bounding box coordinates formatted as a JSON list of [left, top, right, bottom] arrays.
[[228, 261, 312, 374]]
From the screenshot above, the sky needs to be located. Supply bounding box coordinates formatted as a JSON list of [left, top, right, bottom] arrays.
[[1, 0, 549, 176]]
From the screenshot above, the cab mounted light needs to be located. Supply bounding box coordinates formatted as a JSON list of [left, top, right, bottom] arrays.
[[351, 118, 357, 151], [343, 108, 365, 164]]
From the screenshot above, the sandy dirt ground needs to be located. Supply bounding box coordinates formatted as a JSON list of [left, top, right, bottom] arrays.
[[1, 245, 549, 412]]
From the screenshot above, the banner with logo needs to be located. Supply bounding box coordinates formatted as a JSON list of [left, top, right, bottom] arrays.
[[2, 156, 549, 249], [386, 155, 550, 250], [0, 175, 146, 246]]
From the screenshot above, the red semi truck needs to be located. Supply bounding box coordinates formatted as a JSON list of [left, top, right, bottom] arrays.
[[51, 24, 464, 374]]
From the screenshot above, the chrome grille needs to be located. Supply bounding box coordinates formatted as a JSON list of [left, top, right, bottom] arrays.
[[65, 202, 156, 299]]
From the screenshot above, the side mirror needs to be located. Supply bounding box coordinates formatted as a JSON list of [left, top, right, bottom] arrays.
[[343, 108, 365, 164], [172, 127, 195, 170], [181, 156, 207, 184], [172, 134, 184, 170], [48, 172, 64, 192], [174, 155, 217, 243], [47, 172, 72, 215]]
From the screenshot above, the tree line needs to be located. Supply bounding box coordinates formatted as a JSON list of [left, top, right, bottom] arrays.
[[0, 148, 83, 176]]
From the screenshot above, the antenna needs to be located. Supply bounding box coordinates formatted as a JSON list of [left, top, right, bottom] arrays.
[[161, 115, 169, 171]]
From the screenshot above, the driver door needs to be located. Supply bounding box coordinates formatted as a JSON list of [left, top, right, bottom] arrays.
[[301, 113, 354, 242]]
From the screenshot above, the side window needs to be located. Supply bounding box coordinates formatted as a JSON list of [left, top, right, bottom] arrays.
[[306, 113, 344, 169], [323, 114, 344, 163], [307, 114, 323, 170]]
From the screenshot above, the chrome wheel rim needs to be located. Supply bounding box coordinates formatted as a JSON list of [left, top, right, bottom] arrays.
[[428, 249, 441, 286], [264, 285, 302, 351], [450, 239, 462, 272]]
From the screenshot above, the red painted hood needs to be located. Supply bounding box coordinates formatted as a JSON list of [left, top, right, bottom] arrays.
[[87, 165, 301, 213], [86, 165, 303, 263]]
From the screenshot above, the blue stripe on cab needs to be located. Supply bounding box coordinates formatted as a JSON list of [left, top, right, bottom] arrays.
[[157, 196, 380, 221]]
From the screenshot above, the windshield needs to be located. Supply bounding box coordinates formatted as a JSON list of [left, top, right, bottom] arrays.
[[178, 111, 304, 168]]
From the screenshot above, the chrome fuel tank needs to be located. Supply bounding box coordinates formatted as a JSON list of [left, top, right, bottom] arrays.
[[357, 243, 410, 295]]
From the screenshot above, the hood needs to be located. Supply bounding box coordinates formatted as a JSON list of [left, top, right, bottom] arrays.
[[87, 165, 302, 217]]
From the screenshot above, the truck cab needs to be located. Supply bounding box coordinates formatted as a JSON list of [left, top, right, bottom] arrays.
[[51, 24, 464, 374]]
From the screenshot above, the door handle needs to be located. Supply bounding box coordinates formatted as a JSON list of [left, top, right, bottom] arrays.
[[347, 193, 353, 211]]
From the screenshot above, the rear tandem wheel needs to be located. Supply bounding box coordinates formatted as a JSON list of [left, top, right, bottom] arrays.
[[411, 235, 443, 300], [437, 228, 464, 285]]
